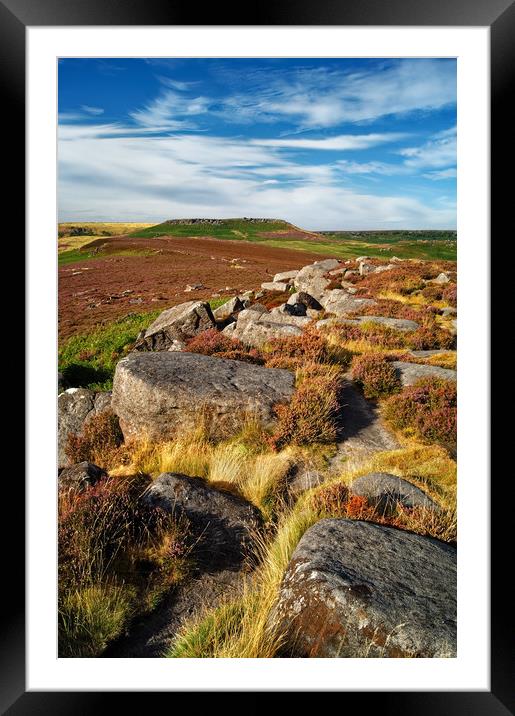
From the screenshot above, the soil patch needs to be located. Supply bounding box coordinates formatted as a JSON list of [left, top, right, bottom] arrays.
[[58, 234, 331, 339]]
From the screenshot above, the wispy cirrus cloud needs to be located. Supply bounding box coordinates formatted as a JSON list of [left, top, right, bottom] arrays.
[[336, 160, 404, 175], [129, 89, 209, 129], [58, 131, 455, 228], [80, 105, 104, 115], [157, 76, 201, 92], [251, 133, 407, 151], [423, 168, 457, 180], [333, 126, 457, 180], [209, 60, 456, 129], [122, 59, 456, 133], [58, 58, 457, 227], [399, 126, 456, 169]]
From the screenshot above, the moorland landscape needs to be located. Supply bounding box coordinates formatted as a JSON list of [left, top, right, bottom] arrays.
[[58, 218, 457, 659]]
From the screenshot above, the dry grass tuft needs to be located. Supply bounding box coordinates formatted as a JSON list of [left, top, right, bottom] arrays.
[[58, 473, 191, 656], [65, 410, 126, 470]]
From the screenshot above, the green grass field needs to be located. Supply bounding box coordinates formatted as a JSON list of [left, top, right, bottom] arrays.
[[254, 237, 455, 261], [127, 220, 457, 261], [58, 298, 229, 390], [58, 219, 457, 266], [58, 246, 159, 266]]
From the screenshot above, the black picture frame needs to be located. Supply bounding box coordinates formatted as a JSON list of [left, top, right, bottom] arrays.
[[6, 0, 507, 711]]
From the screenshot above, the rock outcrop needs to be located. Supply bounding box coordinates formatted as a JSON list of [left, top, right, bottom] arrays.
[[58, 389, 112, 467], [229, 305, 307, 347], [111, 352, 295, 441], [261, 281, 289, 292], [212, 296, 246, 322], [286, 291, 323, 310], [272, 518, 457, 657], [135, 301, 216, 351], [349, 472, 439, 514], [320, 290, 376, 316], [392, 361, 457, 386], [144, 472, 262, 569], [273, 270, 299, 284], [293, 264, 332, 299], [58, 461, 108, 491]]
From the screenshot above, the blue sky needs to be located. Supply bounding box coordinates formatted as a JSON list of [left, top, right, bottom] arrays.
[[58, 58, 456, 230]]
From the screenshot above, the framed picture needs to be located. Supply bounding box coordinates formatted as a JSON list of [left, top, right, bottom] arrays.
[[7, 0, 506, 710]]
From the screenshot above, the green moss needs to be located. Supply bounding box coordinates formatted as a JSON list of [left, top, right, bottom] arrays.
[[58, 311, 160, 390]]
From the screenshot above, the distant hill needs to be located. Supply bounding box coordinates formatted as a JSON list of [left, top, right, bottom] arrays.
[[58, 219, 457, 262], [126, 219, 456, 260], [127, 218, 324, 242]]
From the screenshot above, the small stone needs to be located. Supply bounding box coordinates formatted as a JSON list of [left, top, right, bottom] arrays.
[[391, 361, 457, 386], [261, 281, 289, 292], [273, 270, 299, 283], [59, 461, 108, 491], [349, 472, 439, 514], [432, 273, 450, 284]]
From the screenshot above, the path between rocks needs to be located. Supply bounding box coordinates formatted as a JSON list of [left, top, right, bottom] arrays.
[[328, 376, 400, 474], [105, 378, 399, 658], [104, 565, 245, 658]]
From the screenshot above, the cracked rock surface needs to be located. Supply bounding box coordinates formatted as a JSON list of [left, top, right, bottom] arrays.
[[271, 518, 457, 658], [111, 351, 295, 441]]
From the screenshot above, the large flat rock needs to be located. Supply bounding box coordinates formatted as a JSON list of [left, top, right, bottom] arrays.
[[231, 306, 306, 347], [392, 361, 457, 386], [272, 518, 456, 657], [111, 351, 295, 441], [320, 290, 376, 316]]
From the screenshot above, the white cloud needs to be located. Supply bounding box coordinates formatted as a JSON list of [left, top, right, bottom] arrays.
[[129, 89, 210, 128], [158, 76, 201, 91], [214, 60, 456, 129], [423, 168, 457, 180], [99, 59, 456, 134], [58, 122, 197, 139], [81, 105, 104, 115], [251, 133, 407, 151], [336, 160, 403, 175], [58, 112, 85, 122], [58, 130, 455, 228], [399, 126, 456, 170]]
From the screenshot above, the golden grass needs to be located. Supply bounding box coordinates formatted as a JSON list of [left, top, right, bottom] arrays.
[[59, 583, 135, 657], [167, 438, 458, 658], [111, 418, 294, 520], [377, 290, 429, 306], [420, 352, 457, 370], [58, 223, 154, 252], [57, 235, 103, 252], [299, 441, 456, 537], [325, 330, 402, 357], [113, 430, 457, 658], [167, 502, 320, 658]]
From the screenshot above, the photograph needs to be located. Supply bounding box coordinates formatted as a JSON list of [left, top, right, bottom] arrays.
[[57, 56, 459, 660]]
